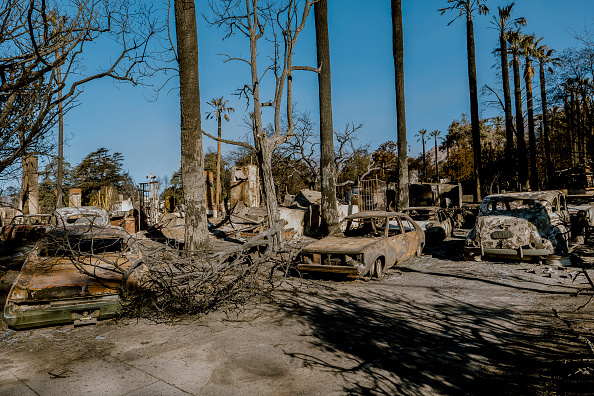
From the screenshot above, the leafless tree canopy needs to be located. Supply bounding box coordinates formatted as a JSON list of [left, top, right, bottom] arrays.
[[0, 0, 163, 180]]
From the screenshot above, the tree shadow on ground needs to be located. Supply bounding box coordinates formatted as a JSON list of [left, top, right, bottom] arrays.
[[273, 283, 594, 395]]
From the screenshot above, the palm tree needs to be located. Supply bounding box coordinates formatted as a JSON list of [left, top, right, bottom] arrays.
[[439, 0, 489, 202], [520, 34, 539, 190], [535, 44, 559, 187], [430, 130, 442, 182], [315, 0, 339, 232], [391, 0, 409, 209], [416, 129, 428, 181], [490, 3, 525, 175], [174, 0, 209, 249], [507, 29, 529, 190], [206, 97, 234, 217]]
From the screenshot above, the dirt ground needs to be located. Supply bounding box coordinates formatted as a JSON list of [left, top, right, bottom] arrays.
[[1, 231, 594, 395]]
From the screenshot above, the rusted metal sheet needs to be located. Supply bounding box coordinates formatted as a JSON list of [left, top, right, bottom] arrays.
[[3, 207, 145, 329], [296, 211, 425, 278], [464, 191, 571, 260]]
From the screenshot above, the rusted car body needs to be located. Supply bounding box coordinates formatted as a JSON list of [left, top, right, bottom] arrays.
[[464, 191, 571, 261], [3, 207, 145, 329], [402, 206, 453, 242], [1, 214, 53, 244], [297, 211, 425, 278]]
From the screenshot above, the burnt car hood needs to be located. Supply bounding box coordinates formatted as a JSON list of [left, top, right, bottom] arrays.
[[302, 236, 379, 254]]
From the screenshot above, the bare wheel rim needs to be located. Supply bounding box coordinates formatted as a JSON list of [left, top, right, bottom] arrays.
[[373, 257, 384, 278]]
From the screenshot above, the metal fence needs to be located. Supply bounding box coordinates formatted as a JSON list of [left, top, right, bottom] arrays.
[[357, 178, 387, 212]]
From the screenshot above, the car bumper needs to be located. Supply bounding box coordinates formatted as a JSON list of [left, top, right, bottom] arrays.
[[464, 246, 552, 259], [296, 263, 363, 275], [3, 294, 122, 329]]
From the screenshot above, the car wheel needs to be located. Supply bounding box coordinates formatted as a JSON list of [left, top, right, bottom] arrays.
[[372, 257, 384, 278], [416, 243, 424, 257]]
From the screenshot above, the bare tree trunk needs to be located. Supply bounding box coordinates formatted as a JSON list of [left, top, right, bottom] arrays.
[[540, 63, 554, 188], [248, 8, 281, 246], [500, 33, 515, 179], [525, 59, 538, 190], [434, 136, 439, 181], [391, 0, 409, 209], [56, 53, 64, 209], [215, 115, 222, 216], [315, 0, 338, 233], [466, 13, 482, 201], [512, 53, 528, 190], [174, 0, 209, 250]]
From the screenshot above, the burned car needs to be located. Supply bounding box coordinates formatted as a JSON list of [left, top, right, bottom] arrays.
[[1, 214, 53, 245], [296, 211, 425, 278], [3, 207, 145, 329], [464, 191, 571, 261], [402, 206, 453, 243]]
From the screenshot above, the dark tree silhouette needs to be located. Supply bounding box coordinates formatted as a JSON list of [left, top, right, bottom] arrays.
[[491, 3, 525, 180]]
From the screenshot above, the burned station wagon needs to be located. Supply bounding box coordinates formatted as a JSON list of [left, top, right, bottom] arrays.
[[297, 211, 425, 278], [464, 191, 571, 261], [3, 207, 145, 329]]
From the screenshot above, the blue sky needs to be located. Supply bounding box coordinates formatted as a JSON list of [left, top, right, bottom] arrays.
[[57, 0, 594, 185]]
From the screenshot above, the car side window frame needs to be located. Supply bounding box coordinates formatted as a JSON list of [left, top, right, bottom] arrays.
[[387, 217, 403, 236], [401, 216, 415, 233]]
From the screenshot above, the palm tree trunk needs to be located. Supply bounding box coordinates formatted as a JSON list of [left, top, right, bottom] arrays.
[[525, 59, 538, 190], [512, 52, 528, 190], [215, 115, 222, 216], [500, 33, 514, 177], [434, 136, 439, 181], [174, 0, 209, 250], [422, 140, 426, 182], [539, 63, 554, 188], [391, 0, 409, 209], [315, 0, 339, 233], [466, 12, 482, 201]]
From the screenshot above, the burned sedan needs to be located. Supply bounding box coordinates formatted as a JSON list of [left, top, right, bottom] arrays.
[[1, 214, 53, 245], [402, 206, 453, 243], [297, 211, 425, 278], [3, 207, 145, 329], [464, 191, 571, 261]]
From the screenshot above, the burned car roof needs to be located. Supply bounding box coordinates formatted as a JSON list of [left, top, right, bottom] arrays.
[[343, 211, 405, 220], [53, 206, 110, 227], [480, 191, 564, 204]]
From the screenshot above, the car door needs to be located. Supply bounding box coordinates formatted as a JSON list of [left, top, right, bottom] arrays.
[[400, 215, 420, 259], [386, 216, 407, 266]]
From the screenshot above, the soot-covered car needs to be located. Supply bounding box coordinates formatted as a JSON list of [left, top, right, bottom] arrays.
[[1, 214, 53, 245], [3, 207, 145, 329], [296, 211, 424, 278], [464, 191, 571, 261], [402, 206, 453, 243]]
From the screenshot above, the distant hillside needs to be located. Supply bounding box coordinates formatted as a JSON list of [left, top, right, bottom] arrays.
[[424, 145, 447, 163]]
